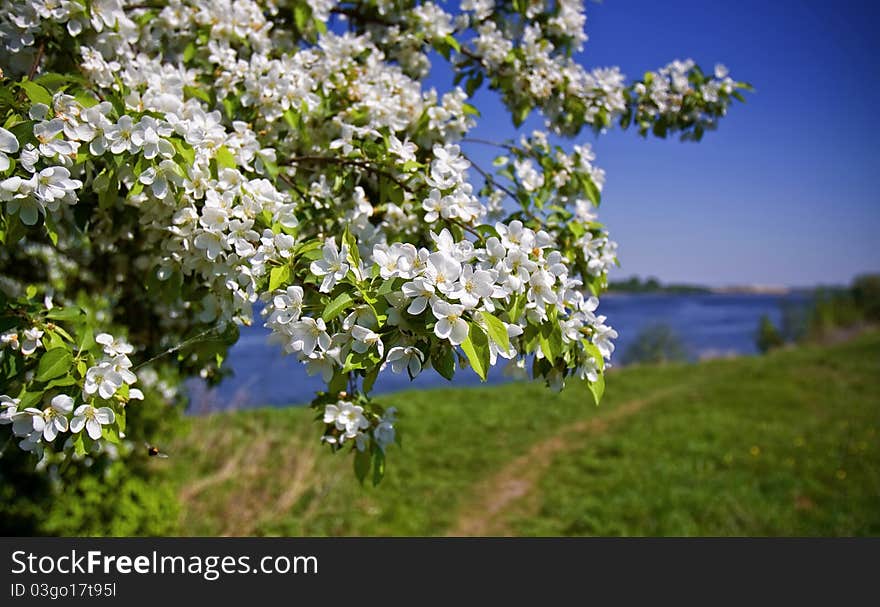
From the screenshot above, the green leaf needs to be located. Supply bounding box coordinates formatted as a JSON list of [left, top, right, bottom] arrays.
[[215, 145, 236, 170], [293, 2, 311, 31], [77, 325, 94, 354], [587, 373, 605, 406], [35, 347, 72, 382], [4, 214, 26, 245], [583, 342, 606, 372], [183, 42, 197, 62], [262, 156, 280, 178], [481, 311, 509, 351], [444, 34, 461, 53], [45, 307, 83, 322], [372, 448, 386, 486], [19, 80, 53, 106], [377, 278, 397, 298], [461, 323, 490, 381], [342, 226, 360, 267], [44, 214, 59, 245], [73, 433, 86, 456], [473, 223, 500, 240], [183, 85, 211, 103], [294, 239, 323, 258], [465, 72, 484, 97], [582, 176, 601, 206], [431, 346, 456, 381], [538, 322, 563, 363], [322, 292, 353, 322], [102, 426, 121, 445], [44, 374, 76, 390], [268, 265, 290, 292], [328, 371, 347, 394], [18, 391, 42, 409], [34, 72, 87, 90], [514, 104, 531, 127], [354, 447, 371, 484], [363, 363, 380, 394], [1, 350, 20, 381], [173, 139, 195, 165], [222, 97, 236, 120], [43, 330, 66, 350]]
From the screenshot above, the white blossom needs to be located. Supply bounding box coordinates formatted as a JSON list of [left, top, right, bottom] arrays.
[[42, 394, 73, 442], [70, 404, 115, 440], [310, 237, 350, 293], [431, 299, 469, 345]]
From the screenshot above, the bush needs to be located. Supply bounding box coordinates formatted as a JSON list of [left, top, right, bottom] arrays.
[[622, 324, 688, 365], [806, 275, 880, 339], [756, 315, 784, 353], [779, 299, 811, 343], [0, 445, 178, 536], [0, 364, 185, 535], [851, 274, 880, 322]]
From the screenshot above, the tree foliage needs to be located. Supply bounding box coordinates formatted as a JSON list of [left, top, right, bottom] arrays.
[[0, 0, 749, 485]]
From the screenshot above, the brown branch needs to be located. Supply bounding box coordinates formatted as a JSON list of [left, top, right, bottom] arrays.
[[448, 218, 483, 240], [122, 3, 163, 11], [330, 6, 396, 27], [460, 150, 519, 203], [277, 172, 308, 202], [283, 156, 414, 193], [27, 41, 45, 81], [463, 137, 519, 153]]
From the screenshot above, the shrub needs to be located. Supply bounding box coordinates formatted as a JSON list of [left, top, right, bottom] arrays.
[[756, 315, 784, 353], [622, 323, 688, 365]]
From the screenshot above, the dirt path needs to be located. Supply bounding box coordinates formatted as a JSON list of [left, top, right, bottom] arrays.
[[447, 388, 681, 536]]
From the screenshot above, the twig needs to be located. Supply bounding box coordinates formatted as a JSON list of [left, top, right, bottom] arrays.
[[449, 218, 483, 240], [283, 156, 413, 193], [122, 3, 162, 11], [463, 137, 519, 153], [278, 172, 308, 202], [460, 150, 519, 203], [330, 6, 396, 27], [27, 41, 45, 81], [133, 326, 221, 371]]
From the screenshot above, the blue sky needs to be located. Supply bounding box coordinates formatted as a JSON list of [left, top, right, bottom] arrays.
[[448, 0, 880, 287]]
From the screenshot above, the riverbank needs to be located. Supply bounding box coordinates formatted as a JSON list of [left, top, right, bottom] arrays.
[[166, 330, 880, 536]]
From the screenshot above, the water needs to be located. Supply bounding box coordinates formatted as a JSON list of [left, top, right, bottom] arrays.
[[186, 292, 811, 411]]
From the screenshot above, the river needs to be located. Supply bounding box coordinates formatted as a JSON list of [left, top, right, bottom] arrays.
[[186, 292, 812, 411]]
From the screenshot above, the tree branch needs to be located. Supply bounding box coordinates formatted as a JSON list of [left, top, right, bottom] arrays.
[[460, 151, 519, 203], [448, 218, 483, 240], [463, 137, 519, 153], [27, 41, 45, 81], [283, 156, 414, 193]]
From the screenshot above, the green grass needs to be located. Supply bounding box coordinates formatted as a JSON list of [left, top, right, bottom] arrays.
[[167, 332, 880, 536]]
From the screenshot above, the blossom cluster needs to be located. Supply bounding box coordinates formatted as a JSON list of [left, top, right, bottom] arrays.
[[264, 221, 618, 446], [0, 0, 746, 479], [0, 333, 140, 457]]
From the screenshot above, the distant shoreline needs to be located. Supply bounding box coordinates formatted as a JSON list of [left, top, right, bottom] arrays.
[[605, 275, 823, 296], [604, 287, 811, 296]]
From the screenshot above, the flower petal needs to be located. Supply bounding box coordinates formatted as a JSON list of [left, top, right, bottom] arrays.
[[94, 407, 115, 425], [69, 416, 85, 434], [86, 418, 102, 440]]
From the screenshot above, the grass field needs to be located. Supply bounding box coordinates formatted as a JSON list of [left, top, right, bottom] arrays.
[[166, 331, 880, 536]]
